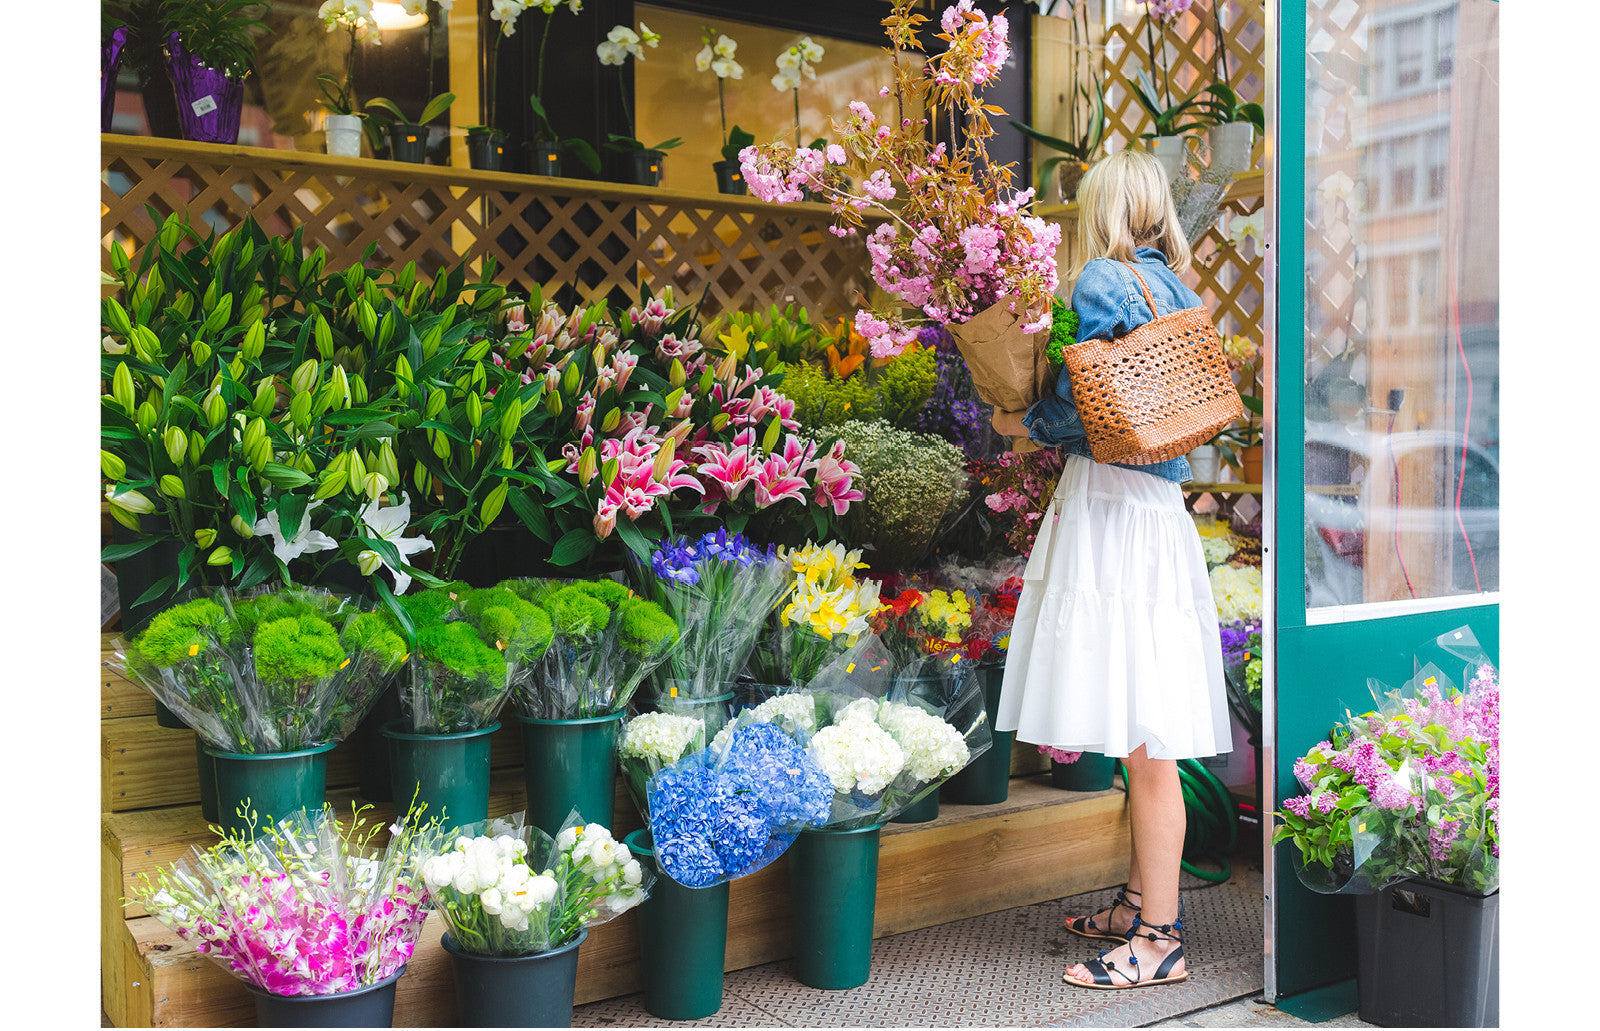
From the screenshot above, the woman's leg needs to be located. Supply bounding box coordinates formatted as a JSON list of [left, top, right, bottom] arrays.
[[1064, 746, 1186, 985]]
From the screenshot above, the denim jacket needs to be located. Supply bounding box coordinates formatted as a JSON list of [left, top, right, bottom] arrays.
[[1022, 247, 1198, 483]]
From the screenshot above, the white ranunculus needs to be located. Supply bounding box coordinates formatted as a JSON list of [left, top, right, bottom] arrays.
[[555, 826, 579, 851], [479, 886, 504, 915], [622, 858, 643, 885]]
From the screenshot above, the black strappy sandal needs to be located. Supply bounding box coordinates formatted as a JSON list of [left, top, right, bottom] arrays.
[[1062, 914, 1188, 990], [1064, 885, 1141, 942]]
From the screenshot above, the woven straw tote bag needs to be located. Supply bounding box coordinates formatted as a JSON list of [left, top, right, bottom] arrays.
[[1062, 262, 1243, 465]]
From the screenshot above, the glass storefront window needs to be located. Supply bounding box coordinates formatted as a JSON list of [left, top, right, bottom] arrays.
[[1301, 0, 1499, 611]]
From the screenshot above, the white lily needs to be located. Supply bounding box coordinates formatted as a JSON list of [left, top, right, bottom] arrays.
[[358, 491, 434, 595], [253, 500, 339, 566]]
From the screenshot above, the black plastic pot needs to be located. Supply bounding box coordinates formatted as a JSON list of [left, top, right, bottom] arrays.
[[712, 159, 747, 194], [630, 148, 665, 186], [530, 142, 563, 177], [388, 123, 427, 163], [1355, 878, 1498, 1027], [442, 929, 586, 1027], [467, 131, 505, 170], [245, 965, 405, 1027]]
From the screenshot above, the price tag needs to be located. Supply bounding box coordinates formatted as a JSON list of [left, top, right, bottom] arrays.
[[190, 94, 218, 117]]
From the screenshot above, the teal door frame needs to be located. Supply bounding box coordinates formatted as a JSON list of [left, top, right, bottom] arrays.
[[1264, 0, 1500, 1002]]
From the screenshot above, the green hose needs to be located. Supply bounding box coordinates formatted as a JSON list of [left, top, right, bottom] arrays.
[[1178, 758, 1237, 882]]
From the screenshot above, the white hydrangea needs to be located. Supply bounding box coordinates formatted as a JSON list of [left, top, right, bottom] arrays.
[[620, 712, 705, 765], [808, 717, 905, 795], [876, 700, 969, 783], [712, 692, 820, 752]]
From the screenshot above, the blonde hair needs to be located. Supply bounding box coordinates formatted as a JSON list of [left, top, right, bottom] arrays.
[[1074, 148, 1192, 275]]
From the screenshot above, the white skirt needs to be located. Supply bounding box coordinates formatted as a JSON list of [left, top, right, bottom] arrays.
[[995, 455, 1231, 761]]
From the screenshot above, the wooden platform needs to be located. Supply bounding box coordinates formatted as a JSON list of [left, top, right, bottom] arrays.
[[99, 634, 1131, 1027]]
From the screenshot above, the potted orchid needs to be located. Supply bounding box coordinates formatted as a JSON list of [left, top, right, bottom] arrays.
[[520, 0, 601, 177], [596, 21, 681, 186], [315, 0, 384, 156], [424, 812, 648, 1027], [740, 1, 1061, 448], [696, 25, 749, 193], [772, 35, 826, 154], [128, 802, 442, 1027]]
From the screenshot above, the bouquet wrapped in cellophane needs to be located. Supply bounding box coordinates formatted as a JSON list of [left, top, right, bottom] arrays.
[[725, 637, 992, 828], [419, 810, 649, 956], [618, 708, 711, 819], [645, 715, 837, 887], [1273, 626, 1500, 896], [392, 583, 555, 733], [630, 530, 789, 701], [126, 802, 442, 996], [932, 556, 1028, 662], [108, 586, 408, 753], [747, 540, 883, 689], [505, 578, 680, 719]]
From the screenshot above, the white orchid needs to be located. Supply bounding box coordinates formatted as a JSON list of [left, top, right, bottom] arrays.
[[489, 0, 526, 36], [596, 24, 643, 66], [697, 32, 742, 79], [253, 499, 339, 566], [319, 0, 379, 42], [357, 491, 434, 595], [1227, 210, 1264, 245]]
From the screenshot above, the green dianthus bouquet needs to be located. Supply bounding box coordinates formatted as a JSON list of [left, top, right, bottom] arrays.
[[109, 586, 407, 752], [505, 578, 680, 719], [394, 582, 555, 734]]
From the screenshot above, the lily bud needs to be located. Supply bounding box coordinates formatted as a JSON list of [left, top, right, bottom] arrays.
[[562, 360, 582, 397], [206, 546, 233, 567], [762, 418, 783, 455], [711, 412, 732, 432], [577, 446, 599, 487], [357, 549, 384, 576], [158, 474, 186, 499], [295, 452, 317, 476], [291, 359, 319, 396], [107, 488, 155, 515], [465, 337, 493, 363], [600, 408, 621, 433], [350, 372, 368, 405], [164, 426, 187, 466], [314, 469, 349, 500], [394, 355, 413, 399], [289, 391, 313, 430], [545, 390, 564, 417], [467, 392, 483, 429], [363, 471, 388, 503], [248, 436, 272, 472], [194, 528, 217, 549], [413, 461, 430, 495], [699, 366, 716, 394], [497, 399, 524, 440], [252, 378, 277, 418], [663, 386, 686, 415], [241, 320, 265, 363], [104, 297, 133, 339], [651, 440, 678, 482], [203, 392, 228, 429], [425, 388, 447, 420], [355, 300, 377, 343], [669, 358, 687, 389], [313, 313, 334, 358], [231, 514, 255, 539], [479, 481, 508, 528], [241, 417, 266, 456], [136, 401, 159, 435], [346, 451, 367, 486], [188, 429, 205, 466], [376, 442, 400, 485], [432, 428, 451, 459], [601, 456, 620, 488], [191, 340, 212, 366], [112, 363, 136, 415], [100, 451, 126, 481]]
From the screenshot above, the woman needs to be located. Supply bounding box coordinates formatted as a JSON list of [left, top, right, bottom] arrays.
[[990, 149, 1231, 991]]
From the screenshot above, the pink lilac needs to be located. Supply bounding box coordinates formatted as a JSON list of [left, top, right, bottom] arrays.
[[1427, 818, 1461, 861], [1283, 794, 1313, 818]]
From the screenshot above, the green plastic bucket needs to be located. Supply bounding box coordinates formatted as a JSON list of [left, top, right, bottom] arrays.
[[1051, 751, 1116, 791], [382, 721, 498, 831], [788, 824, 883, 989], [195, 736, 219, 823], [942, 661, 1014, 805], [206, 741, 337, 837], [890, 789, 940, 824], [516, 711, 623, 838], [624, 829, 728, 1019]]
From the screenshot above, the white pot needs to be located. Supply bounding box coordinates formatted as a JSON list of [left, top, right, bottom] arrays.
[[1148, 135, 1189, 180], [324, 113, 363, 157], [1208, 121, 1254, 173], [1188, 444, 1222, 483]]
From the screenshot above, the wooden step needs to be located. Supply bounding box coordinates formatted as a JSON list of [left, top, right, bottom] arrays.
[[103, 775, 1129, 1027]]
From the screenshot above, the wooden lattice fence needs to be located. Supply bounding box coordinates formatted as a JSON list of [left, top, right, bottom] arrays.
[[101, 135, 873, 320]]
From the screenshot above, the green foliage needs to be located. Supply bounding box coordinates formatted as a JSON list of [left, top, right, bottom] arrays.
[[1132, 73, 1264, 139], [365, 93, 457, 128], [721, 125, 755, 164], [344, 611, 409, 673], [1008, 76, 1106, 193], [1046, 297, 1078, 369], [157, 0, 268, 78], [252, 615, 347, 687], [834, 420, 971, 573], [778, 346, 937, 432], [545, 585, 612, 639]]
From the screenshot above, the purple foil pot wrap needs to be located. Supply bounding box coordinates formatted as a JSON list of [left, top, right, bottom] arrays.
[[164, 32, 244, 144], [102, 27, 130, 132]]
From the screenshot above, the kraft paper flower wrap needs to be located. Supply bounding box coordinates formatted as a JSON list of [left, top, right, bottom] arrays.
[[945, 301, 1052, 454]]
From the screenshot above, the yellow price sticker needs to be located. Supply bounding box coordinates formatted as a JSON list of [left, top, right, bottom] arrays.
[[496, 640, 506, 651], [846, 663, 855, 674], [188, 643, 200, 657], [339, 659, 350, 669], [670, 686, 678, 698], [1423, 676, 1436, 686], [1358, 822, 1367, 833]]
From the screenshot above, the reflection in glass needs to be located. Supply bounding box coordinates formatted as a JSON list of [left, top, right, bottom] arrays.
[[1301, 0, 1498, 609]]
